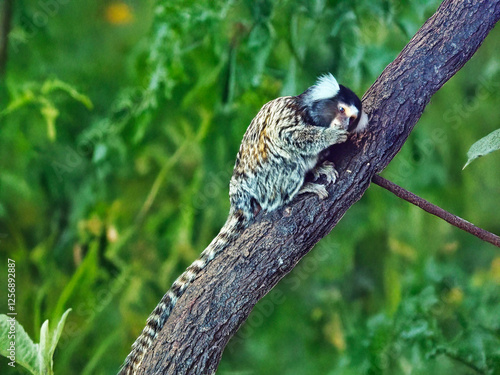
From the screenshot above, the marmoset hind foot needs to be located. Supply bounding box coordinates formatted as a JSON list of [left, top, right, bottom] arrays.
[[312, 160, 339, 184], [299, 161, 339, 199], [119, 73, 368, 375]]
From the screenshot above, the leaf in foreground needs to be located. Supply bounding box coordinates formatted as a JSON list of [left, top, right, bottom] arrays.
[[463, 128, 500, 169], [0, 309, 71, 375]]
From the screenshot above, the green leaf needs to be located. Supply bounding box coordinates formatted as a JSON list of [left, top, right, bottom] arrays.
[[0, 315, 40, 374], [39, 320, 51, 375], [41, 79, 93, 110], [40, 101, 60, 142], [0, 90, 36, 117], [0, 309, 71, 375], [463, 128, 500, 169], [50, 309, 71, 364]]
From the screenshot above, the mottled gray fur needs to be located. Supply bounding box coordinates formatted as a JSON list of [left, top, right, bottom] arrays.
[[119, 74, 367, 374]]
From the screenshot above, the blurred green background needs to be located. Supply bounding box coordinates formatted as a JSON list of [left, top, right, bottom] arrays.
[[1, 0, 499, 374]]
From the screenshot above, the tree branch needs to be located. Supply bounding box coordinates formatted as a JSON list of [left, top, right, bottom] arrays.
[[138, 0, 500, 373], [372, 174, 500, 248]]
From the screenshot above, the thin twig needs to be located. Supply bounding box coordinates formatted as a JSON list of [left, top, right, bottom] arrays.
[[372, 174, 500, 248]]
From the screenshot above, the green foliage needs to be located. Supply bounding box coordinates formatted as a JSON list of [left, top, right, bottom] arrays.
[[463, 129, 500, 169], [1, 0, 499, 374], [0, 309, 71, 375], [1, 79, 92, 142]]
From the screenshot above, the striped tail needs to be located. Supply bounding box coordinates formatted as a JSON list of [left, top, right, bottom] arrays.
[[119, 210, 248, 375]]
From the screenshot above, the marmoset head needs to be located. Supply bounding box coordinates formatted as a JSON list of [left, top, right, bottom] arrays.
[[300, 73, 368, 133]]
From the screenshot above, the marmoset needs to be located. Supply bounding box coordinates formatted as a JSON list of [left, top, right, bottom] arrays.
[[119, 73, 368, 374]]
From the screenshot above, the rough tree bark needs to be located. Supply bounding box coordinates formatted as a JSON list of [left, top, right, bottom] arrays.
[[139, 0, 500, 373]]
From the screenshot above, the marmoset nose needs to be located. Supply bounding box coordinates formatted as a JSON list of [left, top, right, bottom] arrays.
[[349, 115, 357, 126]]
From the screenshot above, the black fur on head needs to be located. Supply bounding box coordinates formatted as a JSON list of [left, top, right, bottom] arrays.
[[337, 85, 363, 132], [298, 74, 367, 133]]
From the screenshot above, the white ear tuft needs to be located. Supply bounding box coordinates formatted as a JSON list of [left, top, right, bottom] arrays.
[[305, 73, 340, 103], [355, 111, 369, 132]]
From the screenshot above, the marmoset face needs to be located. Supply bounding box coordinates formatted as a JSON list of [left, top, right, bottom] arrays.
[[300, 75, 368, 133]]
